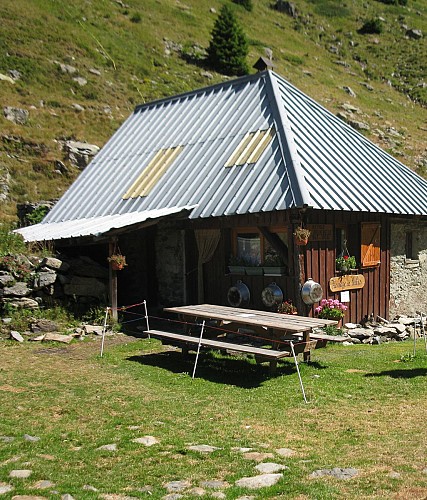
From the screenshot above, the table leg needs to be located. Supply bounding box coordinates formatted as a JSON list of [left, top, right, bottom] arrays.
[[303, 331, 311, 362]]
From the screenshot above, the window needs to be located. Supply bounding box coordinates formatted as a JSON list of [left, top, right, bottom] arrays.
[[361, 222, 381, 267], [233, 227, 288, 266]]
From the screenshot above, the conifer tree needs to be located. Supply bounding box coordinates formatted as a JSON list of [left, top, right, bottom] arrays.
[[207, 5, 249, 76]]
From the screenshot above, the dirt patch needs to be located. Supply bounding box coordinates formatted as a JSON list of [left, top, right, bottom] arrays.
[[0, 384, 26, 393]]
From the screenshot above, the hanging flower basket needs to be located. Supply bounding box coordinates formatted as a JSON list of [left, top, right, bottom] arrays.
[[108, 253, 127, 271], [293, 227, 311, 246]]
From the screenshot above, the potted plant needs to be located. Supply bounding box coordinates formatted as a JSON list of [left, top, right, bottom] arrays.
[[228, 255, 245, 275], [243, 255, 263, 275], [108, 253, 127, 271], [293, 226, 311, 245], [336, 255, 357, 273], [277, 300, 298, 315], [315, 298, 348, 323], [263, 254, 286, 275]]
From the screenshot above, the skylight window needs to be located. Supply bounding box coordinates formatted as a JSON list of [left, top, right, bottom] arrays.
[[225, 127, 275, 167], [123, 146, 184, 199]]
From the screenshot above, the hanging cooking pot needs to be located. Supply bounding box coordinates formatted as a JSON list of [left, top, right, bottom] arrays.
[[261, 282, 284, 309], [227, 281, 250, 308], [301, 278, 323, 305]]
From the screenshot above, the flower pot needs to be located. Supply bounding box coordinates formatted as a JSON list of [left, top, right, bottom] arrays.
[[263, 266, 286, 276], [111, 261, 125, 271], [245, 266, 263, 276], [228, 265, 245, 275], [295, 236, 309, 246]]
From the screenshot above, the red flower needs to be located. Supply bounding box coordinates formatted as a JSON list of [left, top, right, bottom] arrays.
[[344, 255, 349, 260]]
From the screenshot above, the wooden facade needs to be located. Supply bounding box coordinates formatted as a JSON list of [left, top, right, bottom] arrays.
[[188, 209, 390, 324]]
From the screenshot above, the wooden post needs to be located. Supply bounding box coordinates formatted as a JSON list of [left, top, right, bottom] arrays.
[[109, 239, 118, 321]]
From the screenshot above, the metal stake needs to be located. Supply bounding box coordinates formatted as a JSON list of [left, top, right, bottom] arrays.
[[290, 341, 308, 404], [100, 307, 110, 357], [143, 300, 150, 338], [192, 320, 206, 380]]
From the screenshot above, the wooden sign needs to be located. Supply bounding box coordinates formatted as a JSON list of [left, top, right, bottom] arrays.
[[329, 274, 365, 292], [307, 224, 333, 242]]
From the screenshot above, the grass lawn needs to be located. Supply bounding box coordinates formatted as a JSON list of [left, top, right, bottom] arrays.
[[1, 335, 427, 499]]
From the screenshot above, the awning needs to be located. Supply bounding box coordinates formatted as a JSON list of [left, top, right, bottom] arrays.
[[15, 205, 197, 242]]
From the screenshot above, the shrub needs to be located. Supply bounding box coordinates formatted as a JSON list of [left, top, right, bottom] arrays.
[[207, 5, 249, 76], [27, 205, 49, 225], [0, 225, 26, 256], [130, 12, 142, 23], [232, 0, 253, 12], [376, 0, 407, 4], [358, 18, 383, 35]]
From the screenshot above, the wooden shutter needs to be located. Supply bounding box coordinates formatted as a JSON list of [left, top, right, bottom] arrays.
[[361, 223, 381, 267]]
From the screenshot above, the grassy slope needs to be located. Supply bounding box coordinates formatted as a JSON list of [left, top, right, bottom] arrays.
[[0, 0, 426, 222]]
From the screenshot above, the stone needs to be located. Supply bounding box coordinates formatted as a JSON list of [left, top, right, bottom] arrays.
[[344, 323, 359, 329], [0, 436, 14, 442], [187, 487, 205, 496], [10, 331, 24, 342], [236, 497, 255, 500], [0, 73, 15, 84], [31, 320, 59, 333], [164, 480, 191, 492], [23, 434, 40, 442], [0, 483, 14, 494], [83, 485, 98, 491], [42, 257, 69, 272], [255, 462, 289, 474], [132, 436, 159, 446], [211, 493, 226, 499], [243, 452, 275, 461], [57, 63, 77, 74], [0, 274, 14, 287], [388, 471, 401, 479], [273, 0, 298, 17], [309, 467, 358, 480], [89, 68, 101, 76], [342, 86, 356, 97], [406, 28, 423, 39], [83, 325, 105, 336], [97, 443, 117, 451], [6, 297, 39, 309], [73, 77, 87, 86], [187, 444, 219, 453], [3, 107, 29, 125], [200, 480, 228, 489], [235, 473, 283, 489], [63, 141, 100, 170], [64, 276, 106, 299], [9, 70, 21, 80], [275, 447, 295, 457], [9, 470, 32, 478], [67, 256, 108, 279], [33, 480, 55, 489], [3, 282, 30, 297], [347, 328, 373, 339], [42, 333, 73, 344], [162, 495, 183, 500], [72, 104, 85, 112], [200, 71, 213, 79]]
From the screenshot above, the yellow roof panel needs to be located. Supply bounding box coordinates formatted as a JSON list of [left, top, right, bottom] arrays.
[[225, 127, 275, 167]]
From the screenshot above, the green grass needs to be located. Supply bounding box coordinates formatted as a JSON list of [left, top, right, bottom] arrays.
[[1, 337, 427, 498]]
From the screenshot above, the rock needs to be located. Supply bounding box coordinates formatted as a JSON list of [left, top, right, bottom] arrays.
[[0, 273, 15, 287], [89, 68, 101, 76], [347, 327, 373, 339], [0, 483, 14, 494], [406, 28, 423, 39], [0, 73, 15, 84], [23, 434, 40, 442], [211, 493, 226, 499], [255, 462, 289, 474], [343, 86, 356, 97], [31, 320, 59, 333], [132, 436, 159, 446], [33, 271, 57, 290], [187, 444, 219, 453], [10, 331, 24, 342], [3, 107, 29, 125], [309, 467, 358, 480], [63, 141, 100, 170], [187, 487, 205, 496], [243, 452, 275, 461], [97, 443, 117, 451], [200, 71, 213, 79], [9, 70, 21, 80], [8, 297, 39, 309], [30, 335, 46, 342], [199, 480, 228, 489], [82, 324, 105, 335], [73, 77, 87, 86], [275, 448, 295, 457], [72, 104, 85, 112], [273, 1, 298, 17], [162, 495, 183, 500], [235, 473, 283, 489], [388, 471, 401, 479], [54, 160, 69, 175], [0, 436, 14, 442], [3, 282, 30, 297], [9, 470, 32, 478], [344, 323, 359, 329], [57, 62, 77, 74], [43, 333, 73, 344], [164, 480, 191, 492], [347, 119, 370, 131], [32, 480, 55, 489], [83, 485, 98, 491]]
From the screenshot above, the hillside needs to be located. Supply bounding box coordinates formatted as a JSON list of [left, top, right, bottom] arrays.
[[1, 0, 426, 223]]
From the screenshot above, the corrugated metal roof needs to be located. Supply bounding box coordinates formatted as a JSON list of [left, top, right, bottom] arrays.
[[21, 70, 427, 242], [16, 206, 195, 242]]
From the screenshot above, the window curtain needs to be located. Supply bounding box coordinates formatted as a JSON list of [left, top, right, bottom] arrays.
[[195, 229, 221, 304]]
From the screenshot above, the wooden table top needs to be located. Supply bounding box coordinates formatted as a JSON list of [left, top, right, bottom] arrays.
[[164, 304, 336, 333]]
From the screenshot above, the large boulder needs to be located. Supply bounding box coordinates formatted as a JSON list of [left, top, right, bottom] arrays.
[[63, 140, 99, 169], [3, 107, 29, 125], [63, 276, 107, 299]]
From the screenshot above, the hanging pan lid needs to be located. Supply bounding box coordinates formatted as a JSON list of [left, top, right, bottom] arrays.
[[261, 282, 284, 308]]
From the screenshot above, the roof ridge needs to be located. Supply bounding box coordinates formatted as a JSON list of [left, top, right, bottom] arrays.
[[265, 71, 312, 208]]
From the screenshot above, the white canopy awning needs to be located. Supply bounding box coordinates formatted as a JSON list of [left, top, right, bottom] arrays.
[[15, 205, 196, 242]]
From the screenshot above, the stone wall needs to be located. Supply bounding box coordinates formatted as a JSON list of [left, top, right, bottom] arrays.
[[390, 219, 427, 317], [155, 222, 185, 307]]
